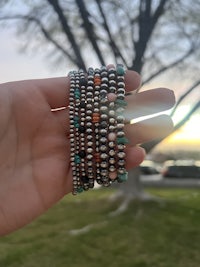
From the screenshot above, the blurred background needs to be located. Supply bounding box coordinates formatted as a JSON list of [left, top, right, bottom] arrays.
[[0, 1, 200, 266]]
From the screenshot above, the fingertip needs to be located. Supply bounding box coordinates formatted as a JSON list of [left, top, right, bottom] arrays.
[[125, 70, 141, 92], [126, 146, 146, 170]]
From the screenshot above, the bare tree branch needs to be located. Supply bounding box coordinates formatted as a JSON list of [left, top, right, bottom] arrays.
[[143, 47, 194, 84], [47, 0, 86, 70], [75, 0, 105, 66], [0, 14, 77, 64], [174, 101, 200, 131], [94, 0, 127, 65], [171, 79, 200, 116], [132, 0, 168, 73]]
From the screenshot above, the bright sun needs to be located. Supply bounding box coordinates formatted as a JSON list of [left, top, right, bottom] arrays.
[[162, 105, 200, 150]]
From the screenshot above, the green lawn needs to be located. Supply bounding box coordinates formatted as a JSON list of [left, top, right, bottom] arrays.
[[1, 188, 200, 267]]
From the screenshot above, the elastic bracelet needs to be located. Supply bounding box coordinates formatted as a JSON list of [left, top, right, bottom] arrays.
[[99, 66, 110, 186], [78, 69, 89, 191], [107, 65, 118, 182], [93, 68, 101, 185], [85, 68, 95, 189], [69, 71, 80, 195], [115, 64, 129, 182]]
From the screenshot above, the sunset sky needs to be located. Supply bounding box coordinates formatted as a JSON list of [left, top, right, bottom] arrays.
[[0, 29, 199, 152]]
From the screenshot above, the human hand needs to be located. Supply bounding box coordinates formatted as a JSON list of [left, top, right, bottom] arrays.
[[0, 70, 175, 236]]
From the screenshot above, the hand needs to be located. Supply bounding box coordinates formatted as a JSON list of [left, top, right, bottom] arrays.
[[0, 70, 175, 236]]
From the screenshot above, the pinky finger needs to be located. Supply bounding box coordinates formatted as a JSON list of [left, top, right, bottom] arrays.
[[125, 146, 146, 170]]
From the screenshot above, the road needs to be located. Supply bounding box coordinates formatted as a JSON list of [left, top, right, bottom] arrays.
[[140, 174, 200, 188]]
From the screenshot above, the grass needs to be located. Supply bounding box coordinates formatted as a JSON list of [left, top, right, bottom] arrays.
[[1, 188, 200, 267]]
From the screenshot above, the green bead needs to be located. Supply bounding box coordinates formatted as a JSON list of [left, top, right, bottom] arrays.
[[75, 88, 80, 93], [73, 120, 79, 128], [77, 187, 84, 193], [115, 99, 127, 107], [116, 66, 125, 76], [75, 94, 80, 99], [74, 116, 79, 122], [118, 172, 128, 182], [75, 155, 81, 164], [117, 137, 129, 144]]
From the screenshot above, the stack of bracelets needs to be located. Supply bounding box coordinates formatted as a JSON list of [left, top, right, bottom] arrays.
[[69, 64, 129, 195]]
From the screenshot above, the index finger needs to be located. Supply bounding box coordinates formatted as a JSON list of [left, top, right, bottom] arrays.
[[37, 70, 141, 109]]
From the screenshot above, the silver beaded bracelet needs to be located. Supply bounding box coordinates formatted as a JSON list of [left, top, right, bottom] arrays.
[[68, 65, 129, 195]]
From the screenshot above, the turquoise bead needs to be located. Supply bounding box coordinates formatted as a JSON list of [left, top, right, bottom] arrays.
[[77, 187, 84, 193], [74, 116, 79, 121], [115, 99, 127, 107], [75, 155, 81, 164], [116, 66, 125, 76], [117, 137, 129, 144], [118, 172, 128, 182]]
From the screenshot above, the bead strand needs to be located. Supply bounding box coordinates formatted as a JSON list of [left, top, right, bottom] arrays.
[[116, 64, 129, 183], [85, 68, 95, 189], [99, 66, 110, 186], [107, 65, 118, 182], [93, 68, 101, 185], [78, 69, 89, 190], [69, 71, 81, 194]]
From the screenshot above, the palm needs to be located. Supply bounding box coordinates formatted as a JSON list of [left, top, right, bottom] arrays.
[[0, 79, 72, 234]]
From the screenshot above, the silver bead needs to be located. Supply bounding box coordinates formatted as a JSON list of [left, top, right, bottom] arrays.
[[86, 110, 92, 115], [100, 137, 107, 143], [118, 159, 125, 166], [100, 129, 107, 135], [86, 103, 93, 109], [101, 114, 108, 120], [109, 86, 116, 93], [109, 118, 115, 124], [117, 131, 125, 137], [87, 134, 93, 140], [94, 108, 99, 113], [100, 153, 108, 160], [118, 82, 125, 88], [109, 165, 116, 172], [100, 145, 107, 152], [118, 144, 125, 150], [100, 161, 108, 168], [108, 73, 115, 79], [109, 150, 115, 156], [118, 168, 126, 174], [109, 102, 115, 109], [109, 110, 115, 116], [117, 151, 126, 159], [101, 169, 108, 176], [87, 147, 93, 153], [102, 77, 108, 83], [87, 141, 93, 147], [109, 141, 115, 148], [87, 154, 93, 160], [86, 128, 93, 134], [109, 125, 116, 131], [117, 123, 125, 129], [88, 161, 93, 167], [109, 157, 115, 164]]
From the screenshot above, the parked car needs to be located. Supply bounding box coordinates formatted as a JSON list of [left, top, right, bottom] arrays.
[[162, 160, 200, 178], [140, 160, 159, 175]]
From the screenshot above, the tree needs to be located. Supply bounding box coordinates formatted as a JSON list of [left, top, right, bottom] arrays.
[[0, 0, 200, 206]]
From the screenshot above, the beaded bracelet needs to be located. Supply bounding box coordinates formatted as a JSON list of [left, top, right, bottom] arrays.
[[69, 64, 129, 194], [115, 64, 129, 182], [99, 66, 110, 186]]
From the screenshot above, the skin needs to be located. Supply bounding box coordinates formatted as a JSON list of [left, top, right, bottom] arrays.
[[0, 70, 175, 236]]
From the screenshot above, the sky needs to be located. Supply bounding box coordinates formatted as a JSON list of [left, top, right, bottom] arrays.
[[0, 29, 200, 153]]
